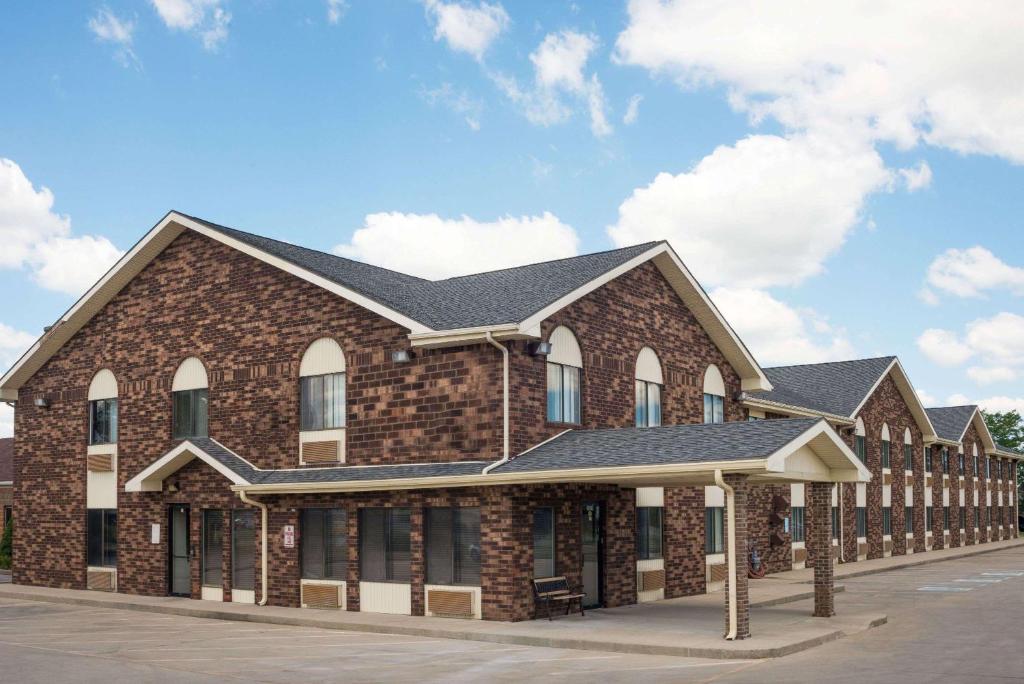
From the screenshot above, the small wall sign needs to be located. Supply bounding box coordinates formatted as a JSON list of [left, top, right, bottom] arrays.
[[283, 524, 295, 548], [151, 523, 161, 544]]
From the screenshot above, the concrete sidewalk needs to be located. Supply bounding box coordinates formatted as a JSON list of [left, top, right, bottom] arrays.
[[1, 540, 1016, 660]]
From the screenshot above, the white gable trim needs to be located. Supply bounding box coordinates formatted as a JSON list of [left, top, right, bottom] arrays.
[[961, 407, 997, 452], [765, 420, 872, 483], [849, 358, 938, 442], [0, 212, 434, 395], [124, 439, 253, 492], [517, 243, 771, 392]]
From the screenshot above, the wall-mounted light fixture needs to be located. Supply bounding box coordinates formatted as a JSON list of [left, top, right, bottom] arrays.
[[166, 481, 179, 493], [391, 349, 413, 363], [528, 341, 552, 357], [33, 397, 50, 408]]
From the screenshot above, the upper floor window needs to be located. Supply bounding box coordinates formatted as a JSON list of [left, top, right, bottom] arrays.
[[881, 423, 891, 469], [855, 418, 866, 463], [172, 357, 209, 440], [942, 447, 950, 473], [958, 449, 965, 474], [634, 347, 663, 428], [88, 369, 118, 446], [299, 338, 347, 432], [702, 365, 725, 424], [546, 326, 582, 425], [925, 447, 932, 473], [904, 428, 913, 473], [972, 444, 980, 477]]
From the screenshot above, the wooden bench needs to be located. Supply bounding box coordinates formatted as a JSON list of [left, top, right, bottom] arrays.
[[533, 576, 587, 620]]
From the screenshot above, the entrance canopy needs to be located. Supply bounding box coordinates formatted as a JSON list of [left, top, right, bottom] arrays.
[[125, 418, 869, 496]]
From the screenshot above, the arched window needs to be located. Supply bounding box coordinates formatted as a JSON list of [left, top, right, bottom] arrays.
[[904, 427, 913, 473], [880, 423, 891, 469], [546, 326, 582, 425], [958, 445, 965, 475], [854, 418, 866, 463], [702, 365, 725, 424], [172, 357, 208, 439], [88, 369, 118, 446], [635, 347, 663, 428], [299, 338, 347, 432]]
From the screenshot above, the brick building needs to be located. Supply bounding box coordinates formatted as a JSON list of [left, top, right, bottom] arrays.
[[0, 438, 11, 529], [0, 212, 1018, 637]]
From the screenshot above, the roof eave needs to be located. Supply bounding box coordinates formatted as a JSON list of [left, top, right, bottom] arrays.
[[741, 395, 855, 425]]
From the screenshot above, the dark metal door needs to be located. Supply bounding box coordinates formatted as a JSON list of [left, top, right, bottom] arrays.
[[169, 505, 191, 597], [581, 501, 604, 609]]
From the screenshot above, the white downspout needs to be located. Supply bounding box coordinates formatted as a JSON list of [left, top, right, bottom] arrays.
[[237, 490, 268, 606], [714, 469, 738, 641], [482, 332, 510, 473], [838, 483, 846, 563]]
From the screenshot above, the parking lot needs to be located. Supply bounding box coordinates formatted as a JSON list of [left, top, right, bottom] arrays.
[[1, 546, 1022, 683]]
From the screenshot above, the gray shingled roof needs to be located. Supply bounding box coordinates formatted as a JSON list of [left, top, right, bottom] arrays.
[[925, 406, 978, 443], [490, 418, 823, 474], [749, 357, 896, 417], [0, 437, 11, 482], [187, 438, 262, 483], [183, 214, 660, 331]]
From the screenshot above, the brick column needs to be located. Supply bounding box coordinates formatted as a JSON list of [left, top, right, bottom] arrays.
[[808, 481, 835, 618], [723, 474, 750, 640]]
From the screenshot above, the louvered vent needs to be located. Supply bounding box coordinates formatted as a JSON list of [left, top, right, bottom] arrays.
[[302, 583, 341, 609], [87, 570, 115, 591], [638, 569, 666, 592], [87, 454, 114, 472], [302, 441, 340, 464], [427, 589, 474, 618]]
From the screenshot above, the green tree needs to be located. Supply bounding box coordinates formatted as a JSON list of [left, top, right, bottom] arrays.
[[0, 520, 11, 570], [983, 410, 1024, 528]]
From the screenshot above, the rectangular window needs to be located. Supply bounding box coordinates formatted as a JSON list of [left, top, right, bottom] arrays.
[[635, 381, 662, 428], [547, 363, 581, 424], [87, 509, 117, 568], [360, 508, 411, 583], [987, 507, 992, 526], [232, 509, 256, 591], [943, 506, 950, 531], [3, 506, 11, 528], [986, 458, 991, 479], [636, 507, 664, 560], [831, 506, 839, 540], [974, 506, 980, 528], [905, 444, 913, 472], [300, 373, 346, 432], [703, 394, 724, 424], [426, 507, 481, 586], [881, 440, 891, 469], [942, 448, 949, 473], [856, 507, 867, 537], [905, 506, 913, 534], [790, 507, 806, 543], [855, 435, 866, 463], [974, 455, 980, 477], [89, 398, 118, 445], [301, 508, 348, 581], [705, 507, 724, 553], [925, 506, 933, 531], [202, 510, 223, 588], [959, 507, 966, 530], [172, 388, 208, 439], [532, 508, 555, 578], [882, 507, 892, 536]]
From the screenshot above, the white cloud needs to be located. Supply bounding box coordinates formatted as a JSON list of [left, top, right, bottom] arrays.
[[326, 0, 348, 24], [150, 0, 230, 51], [419, 83, 483, 131], [623, 94, 643, 125], [966, 366, 1018, 385], [88, 7, 139, 68], [898, 161, 932, 191], [425, 0, 509, 62], [710, 287, 854, 366], [29, 236, 124, 296], [916, 388, 938, 407], [965, 312, 1024, 367], [333, 211, 579, 280], [0, 159, 124, 296], [924, 246, 1024, 299], [607, 133, 892, 289], [917, 328, 974, 367], [946, 393, 971, 406], [945, 393, 1024, 416], [492, 31, 611, 137], [0, 322, 36, 435], [615, 0, 1024, 163]]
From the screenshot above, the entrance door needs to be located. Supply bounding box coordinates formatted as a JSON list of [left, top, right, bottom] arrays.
[[580, 501, 604, 609], [169, 505, 191, 597]]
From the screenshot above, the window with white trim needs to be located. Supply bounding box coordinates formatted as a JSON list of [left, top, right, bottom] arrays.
[[546, 326, 582, 425], [172, 357, 209, 440], [426, 507, 481, 586], [87, 509, 117, 568], [360, 508, 411, 583], [705, 507, 724, 553], [635, 347, 663, 428], [299, 338, 347, 432], [88, 369, 118, 446], [636, 507, 663, 560], [301, 508, 348, 581], [881, 423, 891, 469], [702, 365, 725, 424]]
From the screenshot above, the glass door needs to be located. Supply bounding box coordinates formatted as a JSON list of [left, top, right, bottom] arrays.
[[580, 501, 604, 609], [168, 505, 191, 597]]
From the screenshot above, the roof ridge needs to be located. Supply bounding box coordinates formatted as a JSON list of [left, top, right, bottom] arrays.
[[926, 404, 978, 411], [763, 355, 896, 372], [433, 241, 665, 283]]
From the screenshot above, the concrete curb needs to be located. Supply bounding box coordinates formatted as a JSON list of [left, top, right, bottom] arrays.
[[0, 585, 884, 660], [798, 538, 1024, 584]]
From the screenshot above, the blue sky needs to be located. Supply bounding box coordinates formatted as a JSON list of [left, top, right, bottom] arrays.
[[2, 1, 1023, 436]]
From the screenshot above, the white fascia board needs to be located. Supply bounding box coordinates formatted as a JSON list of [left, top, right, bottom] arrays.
[[516, 243, 772, 392], [765, 420, 872, 483], [741, 396, 854, 425], [408, 323, 522, 349], [124, 440, 251, 492], [848, 359, 938, 442], [0, 388, 17, 401]]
